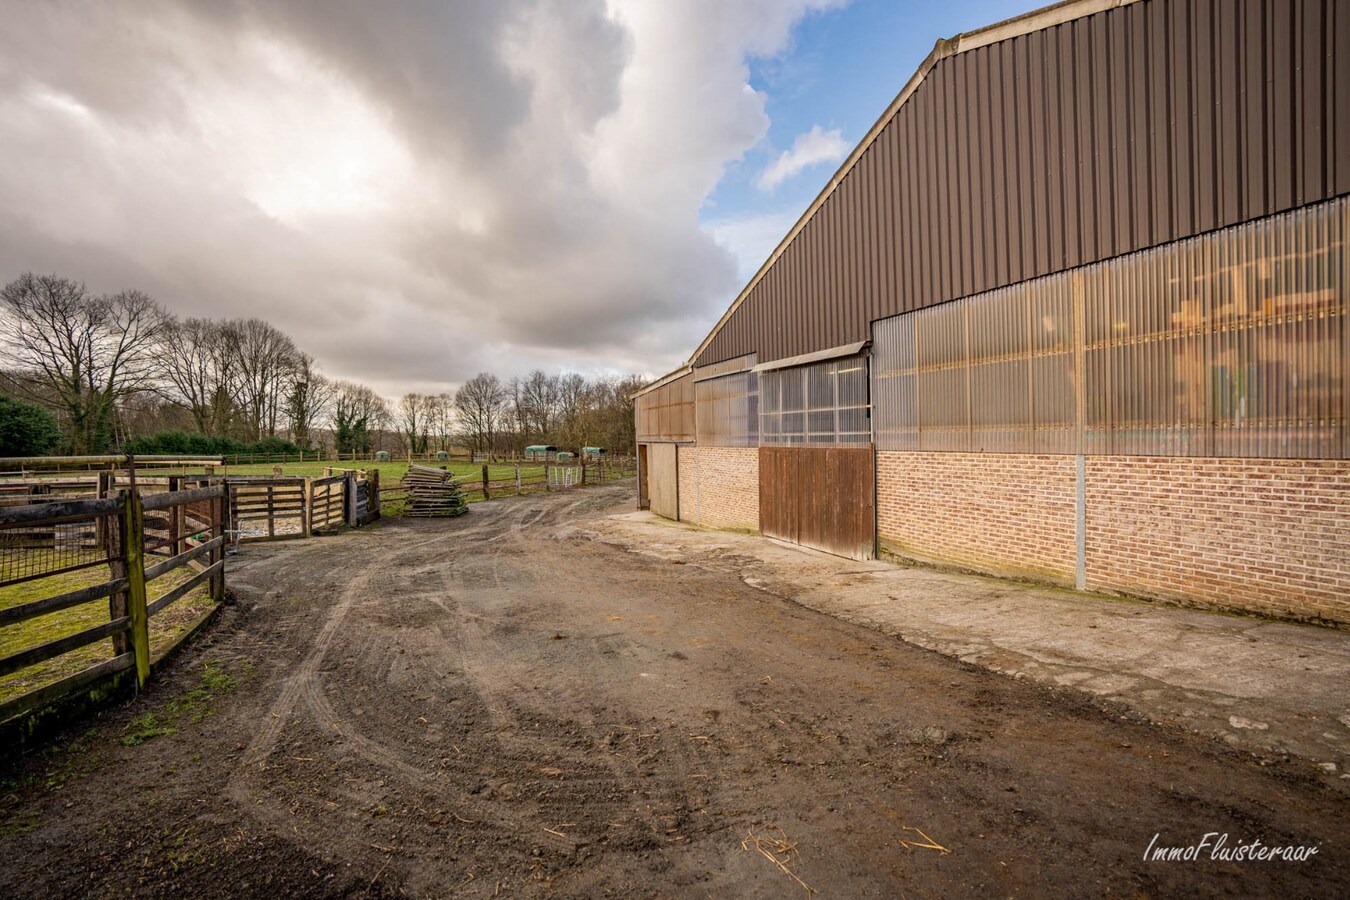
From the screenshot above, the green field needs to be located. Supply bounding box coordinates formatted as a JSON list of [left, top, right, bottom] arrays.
[[0, 564, 215, 706], [168, 460, 537, 483]]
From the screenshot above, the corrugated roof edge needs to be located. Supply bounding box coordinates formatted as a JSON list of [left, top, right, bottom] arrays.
[[630, 365, 692, 400], [750, 341, 869, 374], [680, 0, 1140, 371]]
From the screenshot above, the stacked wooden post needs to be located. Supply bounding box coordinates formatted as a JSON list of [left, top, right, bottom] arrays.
[[401, 464, 469, 517]]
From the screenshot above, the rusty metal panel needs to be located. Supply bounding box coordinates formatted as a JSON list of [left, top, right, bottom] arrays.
[[695, 0, 1344, 373], [646, 443, 679, 521], [758, 447, 874, 560]]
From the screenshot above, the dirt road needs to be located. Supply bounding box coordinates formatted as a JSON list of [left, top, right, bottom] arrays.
[[2, 485, 1345, 897]]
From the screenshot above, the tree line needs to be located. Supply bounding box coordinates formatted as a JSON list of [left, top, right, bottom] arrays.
[[0, 272, 643, 458]]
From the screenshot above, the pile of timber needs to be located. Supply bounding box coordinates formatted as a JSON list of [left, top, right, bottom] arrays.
[[402, 464, 469, 517]]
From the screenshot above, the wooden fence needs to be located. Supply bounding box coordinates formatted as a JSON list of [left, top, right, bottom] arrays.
[[0, 485, 228, 733], [309, 474, 346, 533], [228, 478, 308, 540], [376, 458, 636, 514]]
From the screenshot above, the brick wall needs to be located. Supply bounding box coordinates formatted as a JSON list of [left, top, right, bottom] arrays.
[[876, 451, 1078, 582], [676, 447, 759, 531], [1086, 457, 1350, 625], [875, 451, 1350, 625]]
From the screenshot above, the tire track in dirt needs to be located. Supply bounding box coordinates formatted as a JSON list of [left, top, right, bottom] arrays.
[[224, 523, 497, 813], [222, 496, 635, 863], [436, 494, 715, 865], [6, 483, 1350, 899], [228, 570, 372, 787]]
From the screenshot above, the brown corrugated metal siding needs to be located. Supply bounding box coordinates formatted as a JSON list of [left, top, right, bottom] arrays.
[[696, 0, 1350, 368]]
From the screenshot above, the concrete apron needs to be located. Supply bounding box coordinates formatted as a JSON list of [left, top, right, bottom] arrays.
[[585, 511, 1350, 790]]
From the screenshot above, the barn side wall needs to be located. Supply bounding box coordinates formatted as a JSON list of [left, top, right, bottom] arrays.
[[675, 447, 759, 532], [877, 451, 1350, 625], [876, 451, 1079, 583], [699, 0, 1350, 367], [1084, 457, 1350, 624]]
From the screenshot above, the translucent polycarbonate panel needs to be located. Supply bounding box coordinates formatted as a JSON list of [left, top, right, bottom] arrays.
[[1028, 275, 1079, 453], [635, 373, 695, 442], [1205, 203, 1344, 458], [1030, 354, 1077, 453], [917, 367, 970, 450], [916, 300, 966, 368], [872, 195, 1345, 457], [871, 315, 918, 450], [1083, 197, 1345, 457], [913, 299, 970, 450], [695, 370, 759, 447], [1030, 277, 1075, 354], [970, 359, 1031, 452], [968, 284, 1030, 360], [759, 354, 870, 446]]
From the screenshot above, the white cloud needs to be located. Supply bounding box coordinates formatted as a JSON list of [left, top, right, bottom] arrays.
[[704, 207, 806, 283], [0, 0, 842, 398], [754, 124, 849, 192]]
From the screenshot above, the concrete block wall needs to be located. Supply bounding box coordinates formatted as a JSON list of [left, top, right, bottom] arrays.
[[675, 447, 759, 531], [876, 451, 1350, 625], [876, 452, 1078, 583]]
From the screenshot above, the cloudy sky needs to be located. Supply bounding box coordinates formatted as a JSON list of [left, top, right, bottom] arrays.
[[0, 0, 1036, 398]]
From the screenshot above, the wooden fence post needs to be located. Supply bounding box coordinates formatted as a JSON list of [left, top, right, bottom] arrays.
[[107, 496, 130, 658], [95, 471, 113, 549], [122, 491, 150, 687], [368, 469, 380, 520], [344, 471, 358, 526], [581, 460, 587, 486], [168, 475, 183, 557], [515, 465, 521, 495], [210, 488, 226, 603], [481, 464, 491, 501], [302, 478, 313, 537]]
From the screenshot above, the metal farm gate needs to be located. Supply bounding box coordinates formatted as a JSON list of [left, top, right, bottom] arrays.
[[758, 447, 874, 561]]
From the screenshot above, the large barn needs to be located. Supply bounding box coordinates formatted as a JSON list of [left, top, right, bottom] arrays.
[[634, 0, 1349, 626]]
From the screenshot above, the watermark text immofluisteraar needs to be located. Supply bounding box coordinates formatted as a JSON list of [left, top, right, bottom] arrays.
[[1144, 833, 1319, 863]]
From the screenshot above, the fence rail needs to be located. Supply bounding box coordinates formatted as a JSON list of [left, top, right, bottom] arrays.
[[376, 458, 636, 514], [0, 484, 228, 732]]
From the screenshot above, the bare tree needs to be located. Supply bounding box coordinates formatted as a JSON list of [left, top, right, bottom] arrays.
[[0, 273, 168, 453], [519, 369, 560, 442], [454, 372, 507, 458], [331, 380, 388, 455], [426, 392, 455, 452], [159, 317, 239, 435], [230, 318, 298, 441], [284, 354, 332, 450], [396, 392, 435, 456], [553, 372, 589, 449]]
